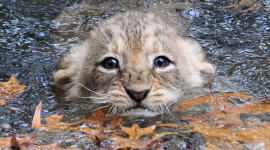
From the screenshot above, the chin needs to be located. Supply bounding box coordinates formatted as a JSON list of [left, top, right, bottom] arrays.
[[119, 108, 161, 117]]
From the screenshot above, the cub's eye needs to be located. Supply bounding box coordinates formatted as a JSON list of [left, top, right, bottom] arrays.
[[154, 56, 171, 68], [101, 57, 119, 69]]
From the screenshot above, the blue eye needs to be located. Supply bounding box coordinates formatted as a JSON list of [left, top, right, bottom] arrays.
[[101, 57, 119, 69], [154, 56, 171, 68]]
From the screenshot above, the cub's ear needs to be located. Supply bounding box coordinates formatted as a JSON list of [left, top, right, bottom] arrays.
[[177, 37, 216, 87], [179, 37, 216, 74], [53, 43, 88, 96]]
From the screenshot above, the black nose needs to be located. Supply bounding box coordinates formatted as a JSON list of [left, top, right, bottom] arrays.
[[126, 89, 149, 102]]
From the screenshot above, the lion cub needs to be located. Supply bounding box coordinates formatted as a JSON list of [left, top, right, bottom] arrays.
[[53, 12, 215, 116]]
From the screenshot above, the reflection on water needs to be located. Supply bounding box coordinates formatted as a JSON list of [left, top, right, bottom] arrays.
[[0, 0, 269, 148]]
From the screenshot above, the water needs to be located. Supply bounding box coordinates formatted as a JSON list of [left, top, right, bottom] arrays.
[[0, 0, 269, 149]]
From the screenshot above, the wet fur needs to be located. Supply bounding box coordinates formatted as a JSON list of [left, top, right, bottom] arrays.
[[53, 12, 215, 116]]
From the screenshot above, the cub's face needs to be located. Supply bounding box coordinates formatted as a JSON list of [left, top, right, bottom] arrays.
[[54, 12, 215, 116]]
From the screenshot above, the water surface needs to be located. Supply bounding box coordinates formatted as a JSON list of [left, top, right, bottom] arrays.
[[0, 0, 269, 149]]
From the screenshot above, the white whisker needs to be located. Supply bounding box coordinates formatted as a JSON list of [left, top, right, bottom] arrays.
[[107, 103, 116, 117], [90, 100, 110, 104], [94, 104, 111, 111], [159, 102, 165, 115], [155, 104, 161, 115], [111, 106, 118, 116], [79, 96, 110, 99], [72, 79, 107, 96], [163, 102, 174, 118], [99, 27, 112, 44], [109, 101, 119, 116]]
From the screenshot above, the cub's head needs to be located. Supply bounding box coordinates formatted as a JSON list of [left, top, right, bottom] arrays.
[[53, 12, 215, 116]]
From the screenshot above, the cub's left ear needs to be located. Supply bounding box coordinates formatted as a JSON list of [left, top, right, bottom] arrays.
[[53, 43, 87, 96], [178, 37, 216, 75]]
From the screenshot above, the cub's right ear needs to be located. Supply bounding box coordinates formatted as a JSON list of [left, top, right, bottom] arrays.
[[179, 37, 216, 75], [53, 43, 87, 96], [177, 37, 216, 87]]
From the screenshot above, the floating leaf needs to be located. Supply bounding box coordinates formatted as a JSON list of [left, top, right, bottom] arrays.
[[121, 123, 156, 140], [2, 92, 270, 149], [0, 74, 27, 105], [0, 134, 35, 149], [171, 92, 270, 149], [0, 134, 80, 149], [103, 122, 173, 149], [0, 99, 6, 105]]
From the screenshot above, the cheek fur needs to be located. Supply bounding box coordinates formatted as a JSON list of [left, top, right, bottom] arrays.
[[81, 68, 118, 96], [156, 70, 184, 91]]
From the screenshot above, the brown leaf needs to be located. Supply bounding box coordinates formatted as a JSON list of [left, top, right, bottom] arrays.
[[32, 101, 42, 129], [0, 134, 35, 149], [0, 73, 27, 102], [0, 99, 6, 106], [11, 135, 20, 149], [41, 114, 67, 131], [121, 123, 156, 140], [95, 135, 101, 147], [259, 96, 270, 104], [110, 132, 174, 149], [0, 134, 79, 149], [39, 109, 121, 137], [172, 92, 270, 149], [0, 136, 11, 147], [22, 143, 80, 150], [3, 92, 269, 149]]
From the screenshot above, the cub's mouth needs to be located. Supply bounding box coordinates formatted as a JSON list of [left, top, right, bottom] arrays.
[[120, 88, 155, 115]]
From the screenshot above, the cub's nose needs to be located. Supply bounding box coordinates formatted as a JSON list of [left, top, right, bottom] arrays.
[[126, 89, 149, 102]]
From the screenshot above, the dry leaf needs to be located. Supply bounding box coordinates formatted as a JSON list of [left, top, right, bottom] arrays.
[[11, 135, 20, 149], [40, 114, 68, 131], [171, 92, 270, 149], [121, 123, 156, 140], [111, 132, 174, 149], [259, 96, 270, 104], [0, 99, 6, 105], [0, 74, 27, 104], [2, 92, 270, 149], [0, 134, 79, 149], [0, 134, 35, 149], [32, 101, 42, 129]]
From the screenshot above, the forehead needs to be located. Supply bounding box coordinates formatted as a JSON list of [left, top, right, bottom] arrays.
[[108, 23, 172, 54], [112, 29, 156, 54], [90, 13, 178, 62]]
